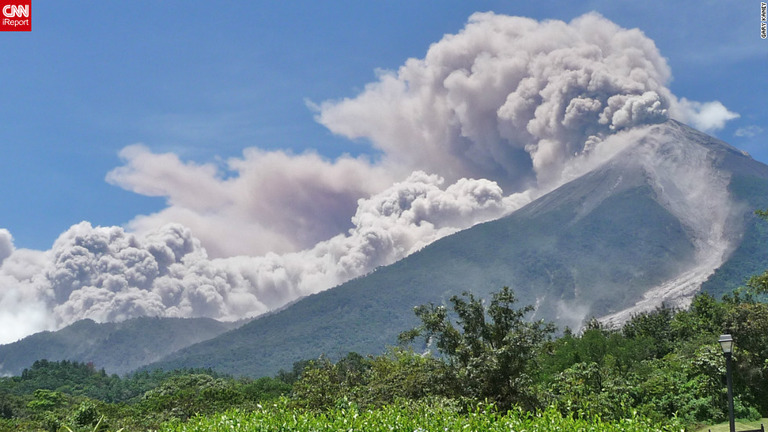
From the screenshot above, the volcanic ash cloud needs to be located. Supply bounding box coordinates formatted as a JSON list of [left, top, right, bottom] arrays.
[[0, 172, 518, 343], [318, 12, 736, 190]]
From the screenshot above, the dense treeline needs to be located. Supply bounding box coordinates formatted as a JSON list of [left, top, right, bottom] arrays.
[[0, 284, 765, 431], [0, 362, 291, 431], [292, 287, 768, 427], [9, 222, 768, 432]]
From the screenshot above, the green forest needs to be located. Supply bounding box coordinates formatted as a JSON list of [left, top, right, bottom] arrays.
[[0, 280, 767, 431]]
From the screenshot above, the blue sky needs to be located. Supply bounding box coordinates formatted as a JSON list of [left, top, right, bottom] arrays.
[[1, 0, 765, 252]]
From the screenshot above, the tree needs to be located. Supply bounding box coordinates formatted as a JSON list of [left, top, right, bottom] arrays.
[[621, 306, 676, 358], [354, 348, 449, 407], [399, 286, 555, 410], [26, 389, 65, 412], [670, 292, 725, 341], [723, 301, 768, 415], [546, 360, 635, 421], [139, 374, 243, 421], [239, 376, 292, 402], [290, 348, 449, 410]]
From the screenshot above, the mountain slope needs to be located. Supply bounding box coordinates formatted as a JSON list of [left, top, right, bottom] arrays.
[[0, 317, 242, 376], [147, 121, 768, 377]]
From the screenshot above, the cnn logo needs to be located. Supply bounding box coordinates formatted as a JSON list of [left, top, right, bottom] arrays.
[[1, 0, 30, 31], [2, 4, 27, 17]]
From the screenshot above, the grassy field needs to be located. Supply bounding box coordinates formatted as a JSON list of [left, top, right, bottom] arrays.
[[158, 400, 684, 432], [697, 418, 768, 432]]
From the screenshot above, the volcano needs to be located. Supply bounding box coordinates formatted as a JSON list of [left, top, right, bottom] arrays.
[[144, 120, 768, 377], [30, 121, 768, 377]]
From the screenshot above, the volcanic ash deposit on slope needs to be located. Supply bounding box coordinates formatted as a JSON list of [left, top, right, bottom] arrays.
[[599, 122, 745, 325]]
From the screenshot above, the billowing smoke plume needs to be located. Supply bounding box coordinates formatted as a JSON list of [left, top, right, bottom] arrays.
[[0, 12, 740, 343], [0, 172, 518, 342], [317, 12, 676, 191], [318, 12, 735, 190], [106, 145, 400, 257], [0, 235, 51, 343]]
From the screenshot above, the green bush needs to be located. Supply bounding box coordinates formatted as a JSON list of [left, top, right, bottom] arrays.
[[68, 400, 99, 428], [140, 374, 244, 421]]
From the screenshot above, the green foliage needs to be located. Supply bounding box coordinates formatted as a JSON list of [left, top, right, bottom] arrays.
[[20, 389, 88, 432], [3, 285, 768, 430], [537, 293, 768, 425], [63, 415, 126, 432], [546, 361, 635, 420], [68, 400, 100, 429], [239, 376, 291, 402], [671, 293, 726, 341], [289, 356, 353, 410], [360, 348, 449, 406], [0, 394, 13, 420], [27, 389, 65, 412], [0, 360, 114, 400], [0, 359, 297, 431], [400, 287, 555, 411], [291, 348, 447, 410], [622, 306, 676, 358], [160, 399, 683, 432], [0, 359, 233, 406], [723, 301, 768, 415], [139, 374, 245, 421], [41, 411, 62, 432], [275, 359, 312, 385]]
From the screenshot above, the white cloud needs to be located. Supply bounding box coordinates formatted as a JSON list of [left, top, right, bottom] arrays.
[[734, 125, 764, 138], [669, 98, 740, 133]]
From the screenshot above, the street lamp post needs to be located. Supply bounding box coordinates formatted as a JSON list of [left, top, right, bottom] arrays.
[[719, 334, 735, 432]]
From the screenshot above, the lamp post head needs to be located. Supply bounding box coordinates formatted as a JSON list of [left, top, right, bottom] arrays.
[[719, 334, 734, 354]]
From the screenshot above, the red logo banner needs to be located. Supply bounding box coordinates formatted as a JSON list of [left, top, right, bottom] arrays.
[[1, 0, 30, 32]]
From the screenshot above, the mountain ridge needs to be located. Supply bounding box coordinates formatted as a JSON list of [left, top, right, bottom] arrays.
[[0, 316, 243, 376]]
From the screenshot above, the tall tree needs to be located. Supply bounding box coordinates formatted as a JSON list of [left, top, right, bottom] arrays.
[[399, 286, 555, 410]]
